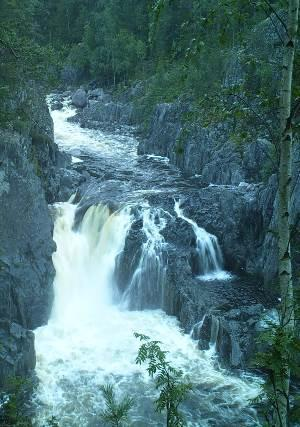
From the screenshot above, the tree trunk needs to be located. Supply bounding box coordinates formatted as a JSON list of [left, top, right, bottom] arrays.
[[276, 0, 299, 425]]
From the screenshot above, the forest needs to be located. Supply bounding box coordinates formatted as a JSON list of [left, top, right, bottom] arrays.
[[3, 1, 300, 126], [0, 0, 300, 426]]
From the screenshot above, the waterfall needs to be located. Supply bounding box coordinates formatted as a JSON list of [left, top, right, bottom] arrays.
[[33, 201, 259, 426], [32, 104, 261, 426], [174, 200, 231, 280], [209, 315, 220, 349], [122, 207, 167, 310], [50, 202, 132, 327]]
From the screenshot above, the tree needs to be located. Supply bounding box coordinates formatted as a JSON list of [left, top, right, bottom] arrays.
[[100, 384, 133, 427], [276, 0, 299, 425], [135, 333, 192, 427]]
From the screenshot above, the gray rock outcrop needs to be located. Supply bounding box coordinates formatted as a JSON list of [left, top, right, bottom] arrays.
[[0, 321, 35, 387], [72, 88, 88, 108], [0, 87, 67, 386], [138, 101, 273, 185]]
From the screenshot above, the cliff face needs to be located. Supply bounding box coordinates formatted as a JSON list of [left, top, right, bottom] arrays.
[[137, 100, 300, 288], [138, 101, 274, 185], [0, 88, 68, 386]]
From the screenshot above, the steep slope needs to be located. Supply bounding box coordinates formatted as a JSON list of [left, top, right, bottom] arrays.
[[0, 88, 68, 386]]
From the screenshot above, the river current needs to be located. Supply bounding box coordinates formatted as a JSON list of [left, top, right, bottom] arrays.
[[32, 99, 261, 426]]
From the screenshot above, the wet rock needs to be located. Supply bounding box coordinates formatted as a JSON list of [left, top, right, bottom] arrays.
[[80, 100, 135, 129], [110, 185, 273, 369], [62, 90, 72, 98], [58, 169, 86, 201], [197, 305, 265, 368], [51, 101, 63, 111], [0, 88, 66, 386], [175, 184, 264, 275], [115, 216, 144, 294], [138, 101, 275, 185], [88, 88, 109, 101]]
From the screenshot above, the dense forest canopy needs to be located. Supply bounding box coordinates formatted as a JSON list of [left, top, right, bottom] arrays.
[[1, 1, 296, 90]]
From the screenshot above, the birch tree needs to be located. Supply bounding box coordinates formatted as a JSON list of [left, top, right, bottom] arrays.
[[276, 0, 299, 425]]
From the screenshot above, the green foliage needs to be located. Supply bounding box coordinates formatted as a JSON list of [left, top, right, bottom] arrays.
[[135, 333, 192, 427], [100, 384, 133, 427], [0, 377, 32, 427], [0, 0, 62, 128], [252, 312, 300, 426]]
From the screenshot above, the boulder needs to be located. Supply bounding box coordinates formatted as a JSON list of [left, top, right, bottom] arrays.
[[68, 96, 136, 130], [88, 88, 105, 99], [80, 101, 135, 128], [62, 90, 72, 97], [72, 88, 88, 108], [58, 168, 87, 201]]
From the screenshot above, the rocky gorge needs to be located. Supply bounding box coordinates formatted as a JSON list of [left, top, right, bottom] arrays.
[[0, 76, 298, 424], [1, 74, 298, 390], [49, 85, 298, 371], [1, 0, 300, 423]]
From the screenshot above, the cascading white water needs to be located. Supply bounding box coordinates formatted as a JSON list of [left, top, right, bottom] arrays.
[[48, 97, 137, 162], [32, 101, 262, 426], [34, 201, 260, 426], [50, 203, 132, 326], [174, 200, 231, 281], [122, 206, 167, 310]]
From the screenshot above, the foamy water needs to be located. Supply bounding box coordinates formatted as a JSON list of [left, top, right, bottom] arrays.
[[33, 100, 262, 426]]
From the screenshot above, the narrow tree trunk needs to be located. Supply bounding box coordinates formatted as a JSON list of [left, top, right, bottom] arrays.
[[276, 1, 299, 425]]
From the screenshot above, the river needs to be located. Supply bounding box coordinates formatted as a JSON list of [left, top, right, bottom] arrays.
[[32, 99, 261, 426]]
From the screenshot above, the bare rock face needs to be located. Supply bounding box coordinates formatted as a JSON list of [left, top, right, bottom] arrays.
[[0, 130, 55, 330], [0, 128, 55, 386], [72, 88, 88, 108], [0, 321, 35, 387], [197, 305, 264, 368], [138, 101, 272, 185], [0, 88, 69, 386]]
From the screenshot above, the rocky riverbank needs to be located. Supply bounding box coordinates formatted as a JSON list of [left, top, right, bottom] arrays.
[[45, 92, 281, 369], [64, 82, 300, 285], [0, 88, 71, 387]]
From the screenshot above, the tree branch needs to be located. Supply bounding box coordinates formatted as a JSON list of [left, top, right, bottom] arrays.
[[262, 0, 289, 39]]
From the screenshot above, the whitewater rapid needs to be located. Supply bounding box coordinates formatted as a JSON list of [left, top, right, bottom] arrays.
[[33, 100, 261, 426]]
